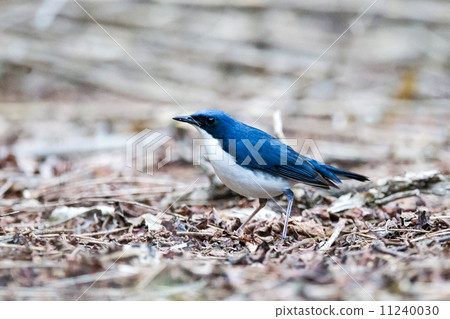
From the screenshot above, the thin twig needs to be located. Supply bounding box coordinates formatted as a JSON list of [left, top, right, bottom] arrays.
[[410, 230, 450, 243], [280, 238, 315, 255], [176, 231, 215, 237], [76, 226, 129, 237], [0, 243, 46, 251], [320, 218, 347, 251], [374, 189, 420, 205], [0, 179, 13, 198]]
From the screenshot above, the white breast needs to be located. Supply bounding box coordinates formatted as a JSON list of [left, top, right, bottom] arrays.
[[195, 128, 290, 199]]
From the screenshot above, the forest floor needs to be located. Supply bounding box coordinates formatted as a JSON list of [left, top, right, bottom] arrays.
[[0, 112, 449, 300]]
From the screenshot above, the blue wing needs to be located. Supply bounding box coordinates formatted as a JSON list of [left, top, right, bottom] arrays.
[[222, 124, 367, 189]]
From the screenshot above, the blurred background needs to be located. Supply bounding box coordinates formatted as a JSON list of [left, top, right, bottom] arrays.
[[1, 0, 449, 178], [0, 0, 449, 301]]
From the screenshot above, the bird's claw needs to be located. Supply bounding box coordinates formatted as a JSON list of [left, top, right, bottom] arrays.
[[274, 238, 285, 249], [234, 226, 244, 237]]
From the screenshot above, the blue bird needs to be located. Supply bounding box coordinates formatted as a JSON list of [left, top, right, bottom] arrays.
[[173, 109, 368, 241]]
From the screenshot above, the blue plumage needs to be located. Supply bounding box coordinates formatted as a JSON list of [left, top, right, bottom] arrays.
[[180, 109, 368, 189], [173, 109, 368, 241]]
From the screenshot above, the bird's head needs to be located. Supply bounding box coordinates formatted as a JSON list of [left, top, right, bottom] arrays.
[[173, 109, 236, 138]]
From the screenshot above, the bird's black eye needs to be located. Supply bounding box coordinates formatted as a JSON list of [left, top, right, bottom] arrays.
[[206, 117, 215, 126]]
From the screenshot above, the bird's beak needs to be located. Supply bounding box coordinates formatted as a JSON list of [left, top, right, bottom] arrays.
[[172, 115, 197, 126]]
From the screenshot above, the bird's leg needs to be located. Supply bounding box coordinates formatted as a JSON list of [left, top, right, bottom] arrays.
[[236, 198, 268, 233], [280, 189, 295, 241]]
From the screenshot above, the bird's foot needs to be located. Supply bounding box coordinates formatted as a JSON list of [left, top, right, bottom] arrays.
[[234, 226, 244, 237], [274, 238, 285, 249]]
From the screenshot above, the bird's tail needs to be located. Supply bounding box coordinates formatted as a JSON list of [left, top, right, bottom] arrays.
[[321, 164, 369, 182], [309, 161, 369, 188]]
